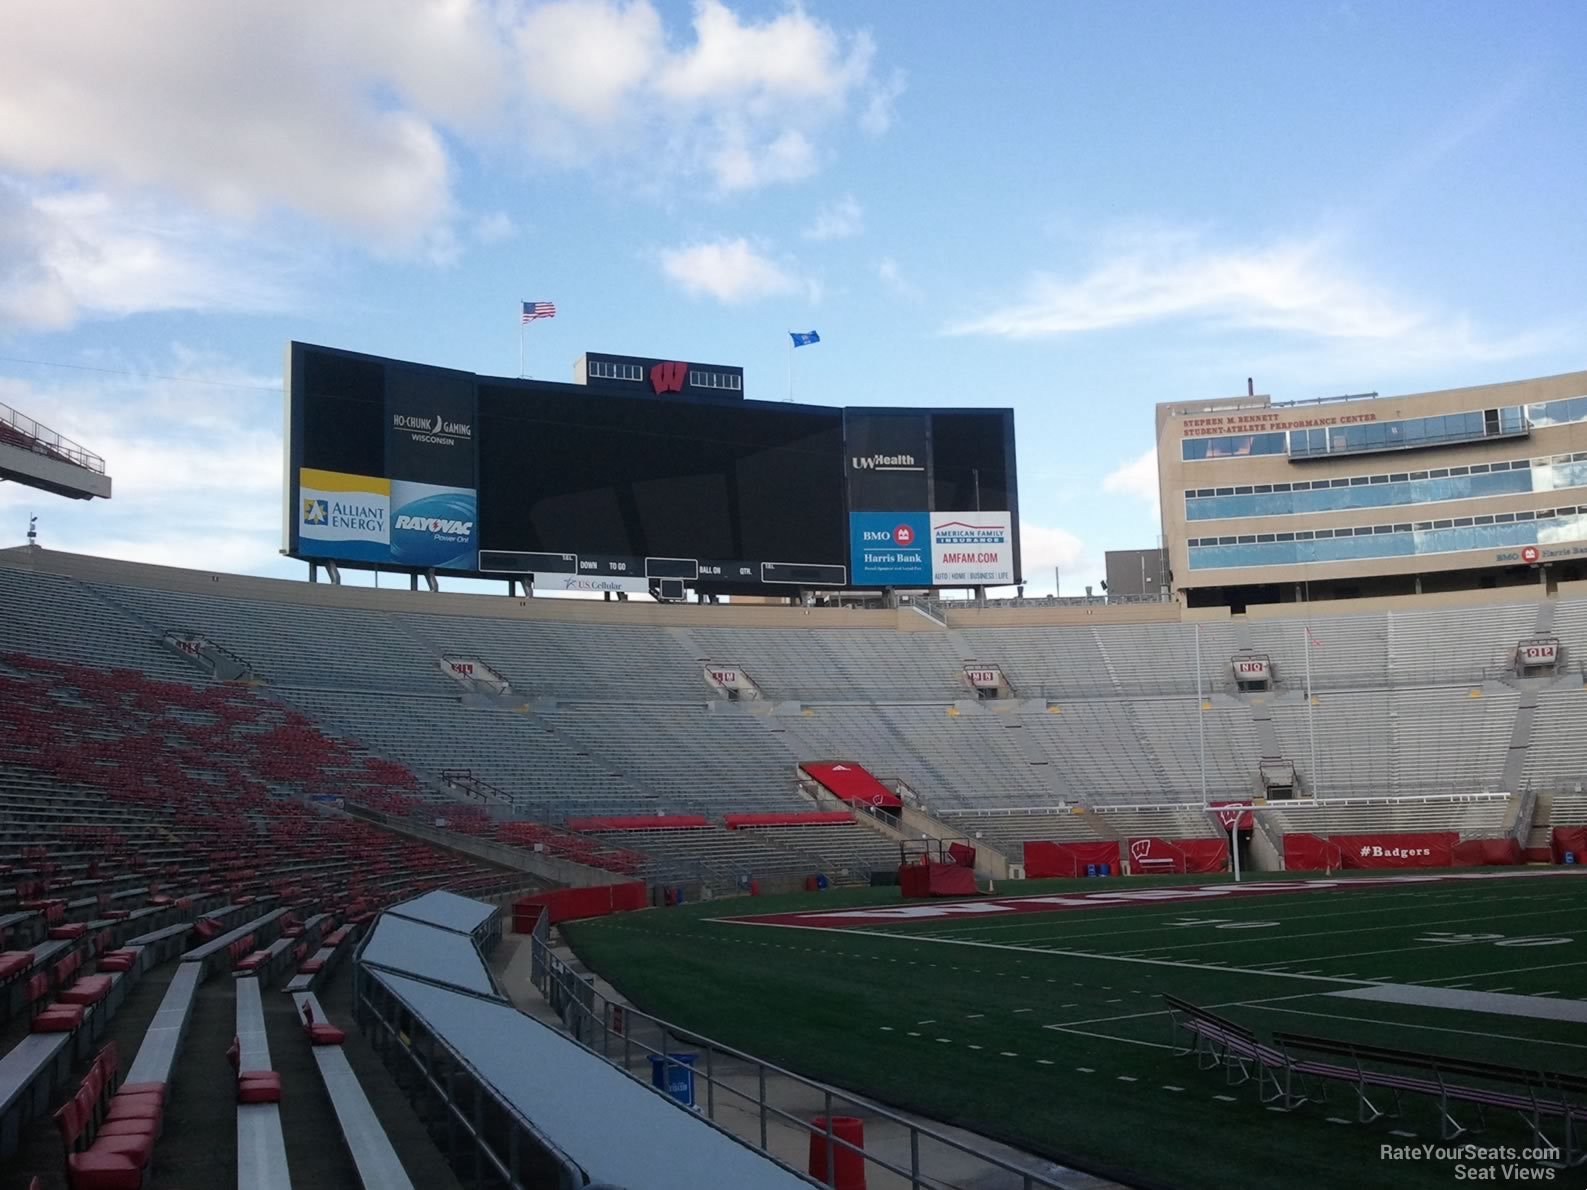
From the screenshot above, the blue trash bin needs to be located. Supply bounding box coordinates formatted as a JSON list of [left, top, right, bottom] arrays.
[[1100, 863, 1111, 877], [1567, 852, 1577, 865], [816, 874, 829, 891], [1085, 863, 1097, 878], [649, 1053, 697, 1108]]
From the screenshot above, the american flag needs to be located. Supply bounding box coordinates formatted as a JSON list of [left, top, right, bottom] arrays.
[[522, 301, 556, 323]]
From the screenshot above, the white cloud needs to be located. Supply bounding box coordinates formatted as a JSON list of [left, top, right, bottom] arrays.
[[877, 256, 921, 301], [947, 224, 1567, 366], [804, 196, 863, 241], [1101, 447, 1160, 513], [0, 1, 892, 303], [512, 0, 879, 193], [0, 178, 296, 331], [1016, 519, 1098, 594], [659, 237, 805, 303], [0, 351, 285, 571], [859, 68, 907, 136], [472, 212, 519, 245]]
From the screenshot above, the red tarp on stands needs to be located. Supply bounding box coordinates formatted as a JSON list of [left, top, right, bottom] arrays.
[[1128, 837, 1228, 874], [512, 881, 647, 926], [1452, 838, 1522, 867], [900, 861, 979, 898], [722, 811, 853, 829], [1332, 832, 1457, 869], [802, 762, 902, 808], [1023, 840, 1121, 878], [1553, 825, 1587, 864], [566, 815, 708, 831], [947, 842, 977, 869]]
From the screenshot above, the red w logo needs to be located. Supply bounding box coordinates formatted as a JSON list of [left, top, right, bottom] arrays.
[[651, 361, 687, 394]]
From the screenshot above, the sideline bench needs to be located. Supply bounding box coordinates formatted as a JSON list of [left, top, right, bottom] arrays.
[[290, 992, 413, 1190], [234, 976, 291, 1189], [1272, 1031, 1587, 1166], [1163, 994, 1287, 1104]]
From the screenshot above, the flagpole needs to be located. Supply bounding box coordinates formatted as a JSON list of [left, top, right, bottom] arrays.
[[787, 336, 793, 402], [518, 311, 524, 379], [1305, 623, 1318, 796]]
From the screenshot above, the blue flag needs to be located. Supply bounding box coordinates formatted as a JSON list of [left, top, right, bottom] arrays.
[[789, 330, 820, 347]]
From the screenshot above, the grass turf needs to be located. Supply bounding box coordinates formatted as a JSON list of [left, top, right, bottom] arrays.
[[564, 870, 1587, 1189]]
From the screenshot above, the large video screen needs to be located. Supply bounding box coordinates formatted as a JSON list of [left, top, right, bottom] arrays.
[[284, 343, 1020, 592]]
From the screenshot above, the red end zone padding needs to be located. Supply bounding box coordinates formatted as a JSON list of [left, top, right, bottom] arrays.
[[802, 762, 901, 809], [1553, 825, 1587, 863], [1023, 840, 1120, 878], [722, 811, 853, 829], [1283, 833, 1340, 871], [513, 881, 647, 926], [1128, 837, 1227, 874], [1332, 832, 1457, 869], [899, 862, 979, 898], [1452, 838, 1522, 867], [566, 815, 708, 831]]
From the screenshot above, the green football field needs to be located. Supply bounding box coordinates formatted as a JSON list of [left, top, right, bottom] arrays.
[[564, 869, 1587, 1190]]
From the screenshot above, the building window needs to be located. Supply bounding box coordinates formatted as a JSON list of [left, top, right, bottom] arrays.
[[687, 370, 743, 391], [588, 360, 643, 382], [1183, 450, 1587, 522]]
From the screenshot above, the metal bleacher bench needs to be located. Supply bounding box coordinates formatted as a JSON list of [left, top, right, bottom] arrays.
[[1165, 995, 1586, 1167], [0, 1031, 74, 1159], [1270, 1031, 1587, 1166], [1163, 994, 1288, 1103], [182, 906, 286, 977], [236, 976, 292, 1189], [285, 924, 358, 994], [291, 991, 414, 1190], [125, 962, 202, 1087]]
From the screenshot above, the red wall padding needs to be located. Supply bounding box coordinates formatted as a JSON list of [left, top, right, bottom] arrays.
[[1282, 833, 1339, 871], [722, 812, 854, 829], [802, 762, 902, 808], [1452, 838, 1522, 866], [900, 862, 977, 897], [566, 815, 708, 832], [513, 881, 648, 926], [1023, 840, 1121, 878], [947, 841, 977, 869], [1127, 837, 1228, 874], [1331, 832, 1457, 868], [1553, 825, 1587, 864]]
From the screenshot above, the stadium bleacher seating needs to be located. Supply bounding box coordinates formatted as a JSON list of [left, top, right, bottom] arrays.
[[1, 545, 1583, 892]]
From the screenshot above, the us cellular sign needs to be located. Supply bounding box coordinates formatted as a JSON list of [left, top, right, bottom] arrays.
[[930, 511, 1013, 585]]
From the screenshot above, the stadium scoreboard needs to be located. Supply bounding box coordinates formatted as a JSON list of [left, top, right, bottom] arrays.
[[283, 342, 1021, 596]]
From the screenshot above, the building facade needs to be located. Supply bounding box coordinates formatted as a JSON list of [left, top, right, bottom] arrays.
[[1156, 370, 1587, 607]]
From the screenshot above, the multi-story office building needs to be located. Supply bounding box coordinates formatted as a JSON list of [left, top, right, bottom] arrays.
[[1156, 370, 1587, 607]]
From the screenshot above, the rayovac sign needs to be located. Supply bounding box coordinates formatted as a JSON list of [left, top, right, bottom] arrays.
[[298, 468, 475, 569], [930, 511, 1013, 585]]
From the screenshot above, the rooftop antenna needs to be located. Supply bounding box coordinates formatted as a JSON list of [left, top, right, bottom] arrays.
[[1247, 377, 1254, 397], [26, 515, 37, 545]]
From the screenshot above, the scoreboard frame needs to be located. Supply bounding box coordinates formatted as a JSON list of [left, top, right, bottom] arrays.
[[283, 341, 1020, 597]]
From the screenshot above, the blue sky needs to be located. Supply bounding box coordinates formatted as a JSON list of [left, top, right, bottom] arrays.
[[2, 0, 1583, 594]]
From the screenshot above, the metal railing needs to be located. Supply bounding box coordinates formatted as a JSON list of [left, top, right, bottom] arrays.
[[0, 399, 106, 473], [530, 934, 1076, 1190]]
